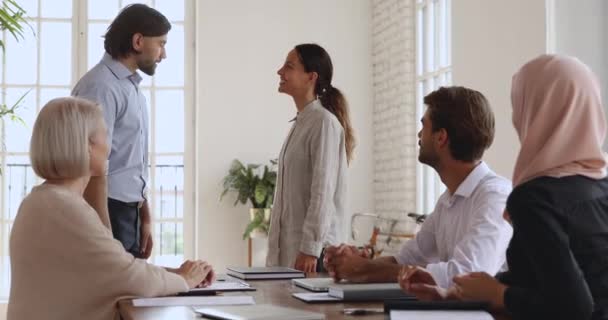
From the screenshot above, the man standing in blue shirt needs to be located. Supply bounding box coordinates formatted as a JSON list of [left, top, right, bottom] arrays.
[[72, 4, 171, 259]]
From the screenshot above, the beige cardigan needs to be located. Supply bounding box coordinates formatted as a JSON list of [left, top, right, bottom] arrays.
[[7, 184, 188, 320], [266, 100, 347, 267]]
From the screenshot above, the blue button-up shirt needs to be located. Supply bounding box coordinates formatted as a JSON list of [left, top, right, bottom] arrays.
[[72, 53, 149, 203]]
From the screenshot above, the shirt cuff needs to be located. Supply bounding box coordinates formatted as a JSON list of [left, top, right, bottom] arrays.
[[394, 253, 407, 265], [424, 262, 450, 289], [299, 240, 324, 257], [165, 271, 189, 293]]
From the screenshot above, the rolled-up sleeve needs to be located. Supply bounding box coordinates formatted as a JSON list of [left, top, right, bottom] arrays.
[[395, 210, 439, 267], [299, 117, 345, 257]]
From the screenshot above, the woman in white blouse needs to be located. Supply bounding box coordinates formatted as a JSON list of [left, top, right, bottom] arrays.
[[266, 44, 355, 272], [8, 97, 214, 320]]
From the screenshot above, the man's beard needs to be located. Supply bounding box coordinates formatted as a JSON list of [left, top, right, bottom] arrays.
[[418, 147, 439, 168], [138, 59, 157, 76]]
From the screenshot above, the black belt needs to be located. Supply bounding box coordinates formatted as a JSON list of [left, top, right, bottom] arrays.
[[109, 198, 141, 208]]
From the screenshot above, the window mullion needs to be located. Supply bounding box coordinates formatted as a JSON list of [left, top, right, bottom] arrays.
[[73, 0, 88, 83]]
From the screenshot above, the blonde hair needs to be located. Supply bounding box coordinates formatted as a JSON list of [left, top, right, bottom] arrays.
[[30, 97, 103, 180]]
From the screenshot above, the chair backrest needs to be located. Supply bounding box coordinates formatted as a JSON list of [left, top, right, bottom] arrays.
[[350, 212, 420, 258]]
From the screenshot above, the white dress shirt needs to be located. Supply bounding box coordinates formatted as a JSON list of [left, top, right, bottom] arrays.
[[395, 162, 513, 288]]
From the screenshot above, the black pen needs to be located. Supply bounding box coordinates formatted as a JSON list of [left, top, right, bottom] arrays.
[[342, 308, 384, 315]]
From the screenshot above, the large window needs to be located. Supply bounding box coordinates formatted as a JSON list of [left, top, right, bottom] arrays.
[[0, 0, 194, 298], [415, 0, 451, 215]]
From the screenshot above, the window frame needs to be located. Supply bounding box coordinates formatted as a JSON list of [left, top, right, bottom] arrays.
[[415, 0, 451, 215], [0, 0, 196, 297]]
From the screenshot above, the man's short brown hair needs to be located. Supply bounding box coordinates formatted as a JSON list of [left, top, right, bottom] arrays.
[[424, 86, 494, 162]]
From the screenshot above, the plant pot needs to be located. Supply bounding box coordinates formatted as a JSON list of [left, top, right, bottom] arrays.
[[249, 229, 267, 239], [249, 208, 271, 223]]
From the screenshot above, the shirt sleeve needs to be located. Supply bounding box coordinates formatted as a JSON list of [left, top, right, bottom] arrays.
[[394, 209, 440, 267], [425, 188, 512, 288], [299, 116, 345, 257], [72, 82, 120, 152], [501, 190, 593, 320]]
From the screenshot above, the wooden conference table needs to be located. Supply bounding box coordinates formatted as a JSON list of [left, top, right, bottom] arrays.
[[119, 277, 511, 320]]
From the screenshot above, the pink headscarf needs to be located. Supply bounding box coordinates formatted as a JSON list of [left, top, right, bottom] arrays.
[[511, 54, 607, 187]]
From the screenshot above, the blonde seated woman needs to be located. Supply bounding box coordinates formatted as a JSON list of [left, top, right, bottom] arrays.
[[7, 97, 214, 320]]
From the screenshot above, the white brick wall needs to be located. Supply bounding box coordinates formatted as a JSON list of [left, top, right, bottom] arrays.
[[372, 0, 417, 220]]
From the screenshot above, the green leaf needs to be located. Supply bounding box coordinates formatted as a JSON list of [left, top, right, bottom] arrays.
[[266, 193, 274, 208], [0, 90, 30, 131], [220, 158, 278, 209], [247, 164, 261, 170], [254, 184, 267, 206], [237, 190, 249, 205], [267, 171, 277, 185], [242, 214, 267, 239], [0, 0, 33, 54], [220, 188, 230, 201], [230, 159, 245, 172]]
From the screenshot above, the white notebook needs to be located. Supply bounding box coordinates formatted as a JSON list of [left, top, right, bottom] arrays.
[[390, 310, 493, 320], [292, 292, 342, 302], [132, 295, 254, 307], [292, 277, 336, 292], [227, 267, 305, 280], [328, 282, 411, 301], [195, 304, 325, 320]]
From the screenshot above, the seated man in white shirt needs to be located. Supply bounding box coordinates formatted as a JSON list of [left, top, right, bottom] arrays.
[[324, 86, 513, 289]]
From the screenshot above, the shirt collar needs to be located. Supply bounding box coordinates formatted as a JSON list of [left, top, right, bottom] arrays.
[[453, 161, 491, 198], [101, 53, 142, 84], [289, 99, 320, 122]]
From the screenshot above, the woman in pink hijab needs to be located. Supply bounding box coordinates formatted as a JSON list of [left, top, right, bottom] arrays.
[[400, 54, 608, 320]]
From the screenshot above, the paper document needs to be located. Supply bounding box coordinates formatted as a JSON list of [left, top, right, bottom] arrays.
[[132, 295, 255, 307], [390, 310, 493, 320]]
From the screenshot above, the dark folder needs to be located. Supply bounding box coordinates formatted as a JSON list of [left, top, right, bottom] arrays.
[[384, 299, 490, 313]]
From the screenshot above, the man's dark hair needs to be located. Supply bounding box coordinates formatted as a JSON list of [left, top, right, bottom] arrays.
[[424, 86, 495, 162], [104, 4, 171, 58]]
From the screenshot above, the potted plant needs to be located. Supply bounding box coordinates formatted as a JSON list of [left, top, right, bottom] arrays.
[[221, 159, 277, 239], [0, 0, 32, 174]]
